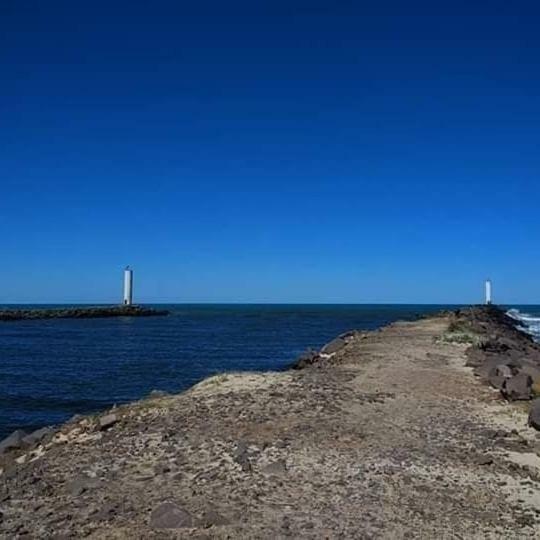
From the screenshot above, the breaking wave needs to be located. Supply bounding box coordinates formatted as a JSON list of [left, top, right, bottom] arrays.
[[507, 309, 540, 342]]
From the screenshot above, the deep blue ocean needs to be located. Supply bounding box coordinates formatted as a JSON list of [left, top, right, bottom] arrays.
[[1, 304, 539, 440]]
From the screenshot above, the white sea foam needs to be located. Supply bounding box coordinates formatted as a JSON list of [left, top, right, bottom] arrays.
[[506, 309, 540, 342]]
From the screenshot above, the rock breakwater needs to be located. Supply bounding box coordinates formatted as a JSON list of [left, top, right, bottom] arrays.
[[2, 306, 540, 538], [0, 305, 169, 322]]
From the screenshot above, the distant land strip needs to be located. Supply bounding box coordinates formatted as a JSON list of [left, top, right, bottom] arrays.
[[0, 305, 169, 321]]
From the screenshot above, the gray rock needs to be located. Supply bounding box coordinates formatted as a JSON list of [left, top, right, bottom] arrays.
[[22, 427, 53, 447], [502, 373, 533, 401], [528, 399, 540, 430], [321, 337, 347, 355], [150, 502, 195, 529], [98, 414, 118, 430], [0, 430, 27, 454]]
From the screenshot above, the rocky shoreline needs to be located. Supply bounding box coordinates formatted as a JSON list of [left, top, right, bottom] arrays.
[[2, 305, 540, 538], [0, 305, 169, 322], [448, 306, 540, 417]]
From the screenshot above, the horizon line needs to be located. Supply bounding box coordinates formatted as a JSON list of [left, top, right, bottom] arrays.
[[0, 301, 537, 306]]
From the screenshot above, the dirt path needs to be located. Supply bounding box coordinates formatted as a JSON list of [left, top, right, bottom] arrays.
[[2, 315, 540, 538]]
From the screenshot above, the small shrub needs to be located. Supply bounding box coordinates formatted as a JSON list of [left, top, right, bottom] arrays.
[[439, 320, 482, 345]]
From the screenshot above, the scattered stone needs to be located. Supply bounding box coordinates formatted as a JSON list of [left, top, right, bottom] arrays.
[[150, 502, 195, 529], [98, 414, 118, 431], [0, 430, 27, 454]]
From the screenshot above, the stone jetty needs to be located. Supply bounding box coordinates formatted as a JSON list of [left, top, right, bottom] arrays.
[[0, 305, 169, 322], [2, 306, 540, 538]]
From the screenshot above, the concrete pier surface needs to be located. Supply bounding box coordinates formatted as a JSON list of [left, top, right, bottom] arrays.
[[0, 305, 169, 322], [2, 306, 540, 538]]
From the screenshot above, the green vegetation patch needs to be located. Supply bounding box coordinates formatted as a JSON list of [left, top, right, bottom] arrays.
[[438, 319, 483, 345]]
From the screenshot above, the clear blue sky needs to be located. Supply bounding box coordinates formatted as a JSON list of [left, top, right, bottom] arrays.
[[2, 1, 539, 304]]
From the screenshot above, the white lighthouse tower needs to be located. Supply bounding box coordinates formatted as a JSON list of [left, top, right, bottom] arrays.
[[123, 266, 133, 306], [485, 279, 492, 305]]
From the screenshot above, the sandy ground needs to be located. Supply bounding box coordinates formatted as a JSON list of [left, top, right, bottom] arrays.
[[2, 315, 540, 538]]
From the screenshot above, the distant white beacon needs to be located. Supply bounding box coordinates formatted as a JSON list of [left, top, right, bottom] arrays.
[[485, 279, 492, 305], [123, 266, 133, 306]]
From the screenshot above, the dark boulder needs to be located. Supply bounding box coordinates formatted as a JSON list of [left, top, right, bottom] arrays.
[[487, 373, 504, 390], [518, 363, 540, 384], [506, 359, 523, 374], [475, 357, 522, 379], [292, 349, 320, 369], [487, 364, 513, 389], [528, 399, 540, 430], [0, 430, 27, 454], [22, 427, 53, 447], [501, 373, 533, 401]]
